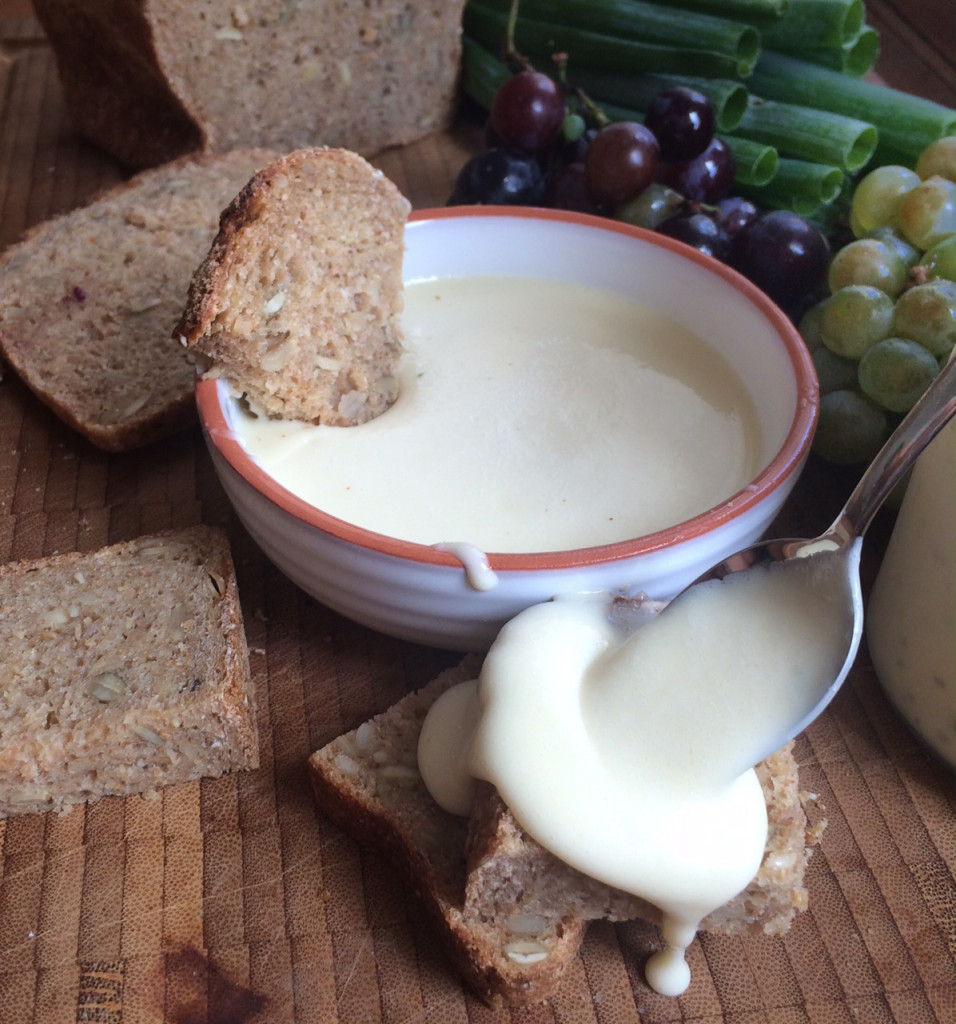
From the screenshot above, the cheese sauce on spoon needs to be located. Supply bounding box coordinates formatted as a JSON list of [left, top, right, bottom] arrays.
[[418, 547, 858, 996], [419, 358, 956, 995]]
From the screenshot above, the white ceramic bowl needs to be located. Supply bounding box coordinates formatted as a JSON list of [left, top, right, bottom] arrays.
[[197, 207, 818, 651]]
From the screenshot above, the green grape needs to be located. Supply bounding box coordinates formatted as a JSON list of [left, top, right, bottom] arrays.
[[916, 135, 955, 182], [897, 175, 956, 249], [850, 164, 920, 235], [820, 285, 895, 359], [864, 226, 921, 271], [615, 183, 683, 230], [562, 112, 587, 144], [798, 299, 828, 352], [827, 238, 908, 297], [848, 205, 866, 238], [858, 337, 940, 412], [918, 234, 956, 282], [812, 345, 859, 395], [812, 389, 888, 464], [892, 279, 956, 356]]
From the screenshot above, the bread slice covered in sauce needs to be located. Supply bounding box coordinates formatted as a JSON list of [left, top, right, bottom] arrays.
[[309, 654, 824, 1007]]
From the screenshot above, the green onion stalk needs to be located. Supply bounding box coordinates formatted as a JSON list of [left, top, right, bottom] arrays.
[[745, 156, 845, 212], [791, 25, 880, 77], [472, 0, 761, 67], [758, 0, 864, 49], [461, 34, 511, 110], [639, 0, 788, 20], [732, 95, 877, 171], [463, 2, 757, 79], [719, 135, 778, 186], [750, 50, 956, 166], [571, 68, 749, 132]]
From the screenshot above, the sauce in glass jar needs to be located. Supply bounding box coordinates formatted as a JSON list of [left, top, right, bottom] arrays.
[[867, 419, 955, 766]]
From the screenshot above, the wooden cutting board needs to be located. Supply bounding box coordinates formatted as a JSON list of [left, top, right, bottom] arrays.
[[0, 16, 953, 1024]]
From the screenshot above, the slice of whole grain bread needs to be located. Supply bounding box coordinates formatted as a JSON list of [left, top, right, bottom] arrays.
[[0, 526, 258, 817], [0, 149, 279, 451], [308, 653, 823, 1007], [33, 0, 465, 170], [308, 655, 588, 1009], [177, 147, 410, 425]]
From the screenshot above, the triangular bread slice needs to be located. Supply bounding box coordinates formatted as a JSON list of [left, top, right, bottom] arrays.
[[177, 147, 411, 425], [0, 149, 280, 451], [308, 654, 821, 1007]]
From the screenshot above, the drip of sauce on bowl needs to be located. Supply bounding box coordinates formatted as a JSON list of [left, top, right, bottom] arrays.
[[431, 542, 499, 591], [417, 546, 857, 995], [232, 275, 761, 555]]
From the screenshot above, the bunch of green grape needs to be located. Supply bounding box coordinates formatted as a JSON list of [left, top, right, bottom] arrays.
[[802, 135, 955, 464]]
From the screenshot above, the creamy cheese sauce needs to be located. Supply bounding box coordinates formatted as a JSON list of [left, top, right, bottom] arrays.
[[417, 545, 859, 996], [868, 419, 955, 765], [232, 275, 761, 555]]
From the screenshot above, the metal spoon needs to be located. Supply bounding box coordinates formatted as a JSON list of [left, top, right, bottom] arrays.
[[683, 351, 955, 767]]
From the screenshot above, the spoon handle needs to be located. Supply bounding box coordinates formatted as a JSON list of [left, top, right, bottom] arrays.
[[829, 352, 955, 544]]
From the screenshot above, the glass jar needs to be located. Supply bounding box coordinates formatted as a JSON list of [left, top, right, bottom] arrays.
[[867, 418, 955, 766]]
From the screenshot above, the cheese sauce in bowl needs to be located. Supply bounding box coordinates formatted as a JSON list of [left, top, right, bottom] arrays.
[[235, 275, 762, 553], [197, 207, 818, 649]]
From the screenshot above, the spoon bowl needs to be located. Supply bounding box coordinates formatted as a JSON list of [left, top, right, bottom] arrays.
[[682, 353, 956, 766]]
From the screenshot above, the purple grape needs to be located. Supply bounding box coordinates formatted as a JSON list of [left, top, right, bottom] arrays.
[[490, 71, 566, 154], [448, 149, 547, 206], [714, 196, 759, 238], [657, 137, 736, 204], [733, 210, 831, 309], [585, 122, 661, 206], [657, 210, 731, 262], [548, 162, 602, 214], [644, 86, 716, 162], [561, 126, 598, 166]]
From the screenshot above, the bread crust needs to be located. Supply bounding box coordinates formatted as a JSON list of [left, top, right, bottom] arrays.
[[32, 0, 205, 169]]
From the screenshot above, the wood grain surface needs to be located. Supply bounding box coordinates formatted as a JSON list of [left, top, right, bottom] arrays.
[[1, 8, 953, 1023]]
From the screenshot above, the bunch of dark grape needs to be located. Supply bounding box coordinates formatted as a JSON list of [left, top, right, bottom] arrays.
[[449, 69, 831, 315]]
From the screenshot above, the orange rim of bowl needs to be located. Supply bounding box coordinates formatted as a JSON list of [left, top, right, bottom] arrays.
[[195, 205, 819, 572]]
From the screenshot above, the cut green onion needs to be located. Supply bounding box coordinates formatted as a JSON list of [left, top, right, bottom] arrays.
[[733, 96, 877, 171], [792, 25, 880, 77], [741, 157, 845, 215], [759, 0, 863, 49], [463, 2, 757, 79], [765, 24, 878, 77], [750, 50, 956, 166], [591, 101, 646, 125], [473, 0, 760, 67], [571, 69, 749, 132], [720, 135, 778, 186], [768, 157, 845, 203], [461, 35, 511, 111], [640, 0, 789, 20]]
